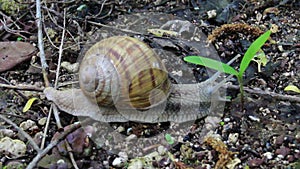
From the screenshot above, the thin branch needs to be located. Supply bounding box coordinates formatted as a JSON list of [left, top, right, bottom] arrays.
[[0, 83, 43, 91], [227, 84, 300, 103], [40, 104, 52, 149], [87, 20, 143, 35], [36, 0, 50, 87], [54, 8, 66, 88], [0, 114, 41, 153]]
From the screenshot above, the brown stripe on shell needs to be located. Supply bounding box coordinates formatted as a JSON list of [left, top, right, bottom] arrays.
[[124, 38, 150, 88]]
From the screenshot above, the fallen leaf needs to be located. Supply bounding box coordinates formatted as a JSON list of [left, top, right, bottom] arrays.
[[23, 97, 38, 112], [284, 85, 300, 93], [0, 41, 36, 72]]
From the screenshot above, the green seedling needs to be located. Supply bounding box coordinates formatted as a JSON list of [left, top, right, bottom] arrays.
[[165, 133, 175, 145], [184, 30, 271, 104]]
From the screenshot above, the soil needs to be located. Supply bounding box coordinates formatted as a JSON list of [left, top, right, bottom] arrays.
[[0, 0, 299, 169]]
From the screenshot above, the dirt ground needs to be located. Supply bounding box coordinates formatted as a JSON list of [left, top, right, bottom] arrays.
[[0, 0, 299, 169]]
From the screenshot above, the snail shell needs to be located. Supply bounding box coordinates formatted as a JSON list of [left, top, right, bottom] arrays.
[[44, 36, 223, 123], [79, 36, 171, 109]]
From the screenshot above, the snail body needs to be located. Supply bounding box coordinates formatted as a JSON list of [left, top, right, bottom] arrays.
[[44, 36, 222, 123]]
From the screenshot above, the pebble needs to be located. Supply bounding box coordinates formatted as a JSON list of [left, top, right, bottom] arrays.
[[112, 157, 126, 167], [125, 134, 137, 142], [19, 119, 36, 131], [248, 115, 260, 122], [38, 117, 47, 126], [263, 152, 273, 160], [61, 61, 79, 73], [116, 126, 125, 133], [207, 10, 217, 19], [228, 133, 239, 144], [0, 129, 14, 138], [118, 152, 128, 161], [223, 117, 230, 122]]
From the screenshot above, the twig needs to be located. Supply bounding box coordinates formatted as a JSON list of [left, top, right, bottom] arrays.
[[52, 103, 62, 129], [87, 20, 143, 35], [54, 7, 66, 88], [0, 114, 41, 153], [40, 104, 52, 149], [54, 7, 79, 169], [36, 0, 50, 87], [0, 77, 36, 99], [0, 83, 43, 91], [226, 84, 300, 103], [26, 121, 83, 169]]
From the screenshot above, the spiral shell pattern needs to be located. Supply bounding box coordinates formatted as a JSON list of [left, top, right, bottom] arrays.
[[79, 36, 171, 109]]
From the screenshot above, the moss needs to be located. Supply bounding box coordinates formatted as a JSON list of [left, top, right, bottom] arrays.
[[0, 0, 26, 15]]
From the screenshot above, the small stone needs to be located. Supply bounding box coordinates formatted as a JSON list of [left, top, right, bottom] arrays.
[[112, 157, 126, 167], [0, 129, 14, 138], [256, 12, 262, 22], [103, 161, 109, 166], [61, 61, 79, 73], [223, 118, 230, 122], [171, 70, 182, 77], [276, 154, 284, 159], [38, 117, 47, 126], [33, 131, 43, 146], [228, 133, 239, 144], [125, 134, 137, 142], [207, 10, 217, 19], [248, 115, 260, 122], [19, 119, 36, 131], [118, 152, 128, 161], [263, 152, 273, 160], [278, 45, 284, 52], [116, 126, 125, 133]]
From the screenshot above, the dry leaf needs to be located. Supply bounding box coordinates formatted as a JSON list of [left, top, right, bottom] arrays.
[[0, 41, 36, 72]]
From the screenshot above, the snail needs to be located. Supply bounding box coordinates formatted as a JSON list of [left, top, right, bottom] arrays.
[[44, 36, 225, 123]]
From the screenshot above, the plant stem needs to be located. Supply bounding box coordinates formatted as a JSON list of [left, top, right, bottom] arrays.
[[237, 75, 244, 109]]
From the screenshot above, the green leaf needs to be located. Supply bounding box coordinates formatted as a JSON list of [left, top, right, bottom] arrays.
[[165, 134, 174, 145], [239, 30, 271, 76], [17, 37, 23, 41], [184, 56, 238, 76], [284, 85, 300, 93], [22, 97, 38, 112], [252, 49, 268, 72]]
